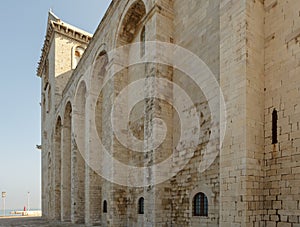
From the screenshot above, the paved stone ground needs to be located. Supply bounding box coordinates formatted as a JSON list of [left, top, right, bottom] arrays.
[[0, 217, 87, 227]]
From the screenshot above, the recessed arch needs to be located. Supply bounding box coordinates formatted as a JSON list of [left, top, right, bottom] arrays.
[[61, 101, 72, 221], [72, 81, 87, 223], [74, 80, 87, 155], [111, 0, 148, 170], [62, 99, 73, 116], [91, 49, 108, 93], [85, 49, 108, 224], [54, 116, 62, 220], [116, 0, 146, 47], [74, 81, 87, 114], [91, 50, 108, 142]]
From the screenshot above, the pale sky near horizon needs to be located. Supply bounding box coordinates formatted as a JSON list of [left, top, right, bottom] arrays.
[[0, 0, 111, 210]]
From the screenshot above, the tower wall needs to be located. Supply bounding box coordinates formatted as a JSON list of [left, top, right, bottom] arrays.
[[264, 0, 300, 225]]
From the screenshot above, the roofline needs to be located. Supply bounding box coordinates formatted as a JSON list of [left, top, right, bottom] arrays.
[[61, 0, 118, 95], [36, 11, 93, 77], [48, 9, 59, 21]]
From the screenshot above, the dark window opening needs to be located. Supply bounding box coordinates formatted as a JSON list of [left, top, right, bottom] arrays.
[[272, 109, 278, 144], [75, 50, 81, 57], [193, 192, 208, 217], [103, 200, 107, 213], [138, 197, 144, 214]]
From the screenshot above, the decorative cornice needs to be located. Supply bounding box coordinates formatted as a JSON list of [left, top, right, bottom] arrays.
[[37, 14, 93, 77], [51, 21, 92, 43]]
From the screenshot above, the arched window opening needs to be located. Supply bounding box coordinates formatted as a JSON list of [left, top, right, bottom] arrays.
[[75, 50, 81, 57], [62, 102, 72, 220], [140, 26, 145, 57], [138, 197, 144, 214], [73, 81, 86, 222], [272, 109, 278, 144], [103, 200, 107, 213], [72, 46, 85, 69], [54, 117, 62, 220], [193, 192, 208, 217]]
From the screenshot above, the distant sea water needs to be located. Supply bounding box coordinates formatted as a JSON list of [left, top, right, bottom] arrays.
[[0, 209, 21, 217], [0, 209, 40, 217]]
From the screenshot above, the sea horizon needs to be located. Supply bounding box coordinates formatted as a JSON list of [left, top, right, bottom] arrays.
[[0, 208, 41, 217]]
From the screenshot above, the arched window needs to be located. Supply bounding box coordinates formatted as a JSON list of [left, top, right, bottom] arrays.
[[75, 50, 81, 57], [193, 192, 208, 217], [140, 26, 145, 57], [103, 200, 107, 213], [138, 197, 144, 214], [72, 46, 85, 69]]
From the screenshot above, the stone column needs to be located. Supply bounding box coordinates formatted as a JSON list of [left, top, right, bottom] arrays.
[[143, 1, 174, 225], [61, 104, 72, 222], [54, 118, 62, 220], [71, 83, 87, 224], [219, 0, 265, 226]]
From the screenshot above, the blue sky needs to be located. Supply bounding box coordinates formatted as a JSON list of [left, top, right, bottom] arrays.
[[0, 0, 111, 210]]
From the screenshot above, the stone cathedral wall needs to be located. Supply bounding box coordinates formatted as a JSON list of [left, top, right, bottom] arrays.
[[39, 0, 300, 226], [264, 0, 300, 225]]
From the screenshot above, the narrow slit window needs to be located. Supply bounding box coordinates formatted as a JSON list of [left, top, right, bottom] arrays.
[[47, 85, 51, 113], [140, 26, 145, 57], [138, 197, 144, 214], [272, 109, 278, 144], [103, 200, 107, 213]]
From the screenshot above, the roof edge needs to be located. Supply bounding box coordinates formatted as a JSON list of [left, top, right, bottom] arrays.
[[36, 11, 93, 77]]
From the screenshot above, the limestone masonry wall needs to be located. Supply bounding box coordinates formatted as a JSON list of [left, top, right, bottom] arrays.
[[264, 0, 300, 226], [37, 0, 300, 226]]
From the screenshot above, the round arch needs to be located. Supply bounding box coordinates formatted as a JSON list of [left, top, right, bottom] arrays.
[[115, 0, 147, 47], [74, 80, 87, 111], [90, 48, 109, 94], [189, 184, 215, 221], [61, 101, 72, 221], [73, 79, 87, 157], [54, 116, 62, 220], [72, 45, 86, 69], [72, 80, 87, 223]]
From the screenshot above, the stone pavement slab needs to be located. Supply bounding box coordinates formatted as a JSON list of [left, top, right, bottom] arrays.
[[0, 217, 88, 227]]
